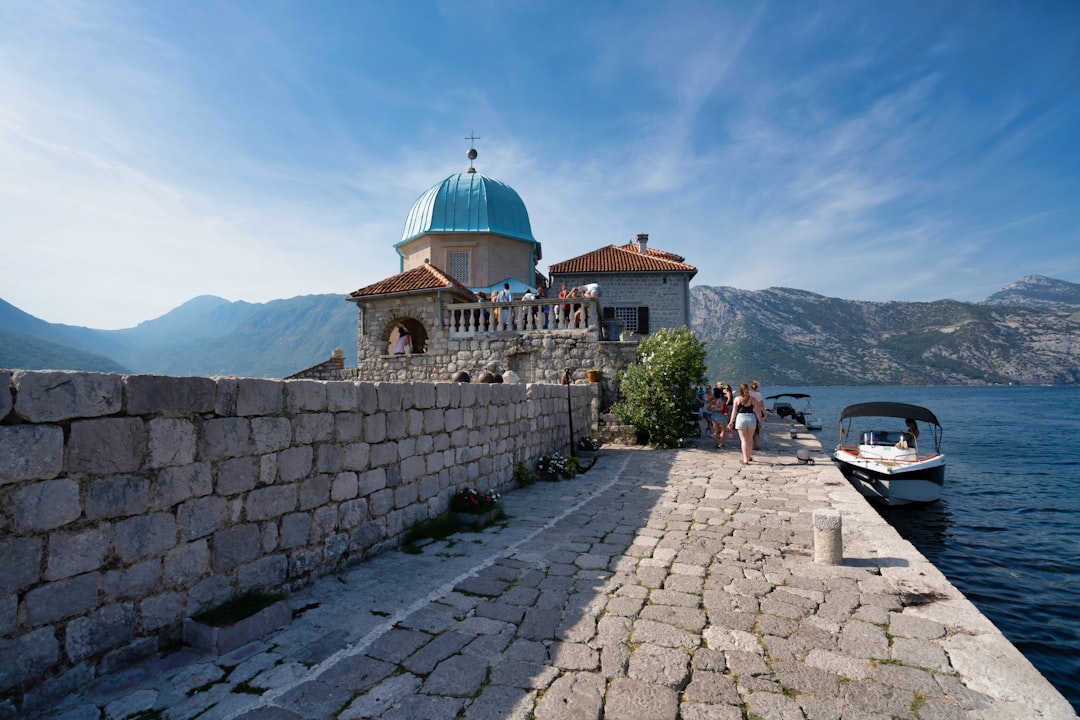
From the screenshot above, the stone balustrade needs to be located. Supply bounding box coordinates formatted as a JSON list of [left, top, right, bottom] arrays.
[[445, 298, 601, 336]]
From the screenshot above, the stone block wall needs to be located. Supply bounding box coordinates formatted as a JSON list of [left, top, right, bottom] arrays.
[[0, 368, 595, 709], [552, 273, 691, 331]]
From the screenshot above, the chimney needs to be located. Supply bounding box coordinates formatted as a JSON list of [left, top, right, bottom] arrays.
[[636, 233, 649, 254]]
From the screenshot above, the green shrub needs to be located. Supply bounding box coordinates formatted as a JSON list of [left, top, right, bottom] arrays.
[[613, 327, 707, 448]]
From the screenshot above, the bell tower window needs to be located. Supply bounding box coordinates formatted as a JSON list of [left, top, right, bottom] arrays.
[[447, 251, 470, 286]]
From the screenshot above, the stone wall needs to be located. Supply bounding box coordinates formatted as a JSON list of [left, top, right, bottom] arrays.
[[552, 273, 691, 331], [0, 368, 596, 708], [352, 294, 640, 410]]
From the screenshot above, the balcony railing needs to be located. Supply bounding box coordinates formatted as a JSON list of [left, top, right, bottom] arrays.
[[446, 298, 601, 337]]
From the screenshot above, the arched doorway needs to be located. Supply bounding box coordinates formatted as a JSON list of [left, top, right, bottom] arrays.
[[385, 318, 428, 355]]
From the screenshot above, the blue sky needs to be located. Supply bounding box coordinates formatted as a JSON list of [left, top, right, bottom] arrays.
[[2, 1, 1078, 329]]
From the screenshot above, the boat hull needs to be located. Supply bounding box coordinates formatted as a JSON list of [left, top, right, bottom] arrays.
[[832, 451, 946, 506]]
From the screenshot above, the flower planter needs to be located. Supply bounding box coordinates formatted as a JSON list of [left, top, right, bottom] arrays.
[[452, 509, 500, 529], [182, 598, 291, 655], [538, 469, 559, 482], [586, 370, 601, 383]]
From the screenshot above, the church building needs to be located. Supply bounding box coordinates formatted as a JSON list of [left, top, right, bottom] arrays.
[[337, 148, 697, 401]]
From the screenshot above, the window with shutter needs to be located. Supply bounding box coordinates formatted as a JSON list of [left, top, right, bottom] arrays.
[[637, 306, 650, 334]]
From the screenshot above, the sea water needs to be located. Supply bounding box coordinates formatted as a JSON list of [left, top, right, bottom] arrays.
[[768, 385, 1080, 713]]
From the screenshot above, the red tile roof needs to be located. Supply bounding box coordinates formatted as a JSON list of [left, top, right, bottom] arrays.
[[548, 243, 697, 275], [349, 263, 476, 299]]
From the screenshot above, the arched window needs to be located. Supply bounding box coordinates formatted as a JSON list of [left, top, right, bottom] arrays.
[[385, 318, 428, 355]]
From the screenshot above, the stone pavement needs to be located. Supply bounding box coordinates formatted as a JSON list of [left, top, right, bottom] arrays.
[[33, 423, 1076, 720]]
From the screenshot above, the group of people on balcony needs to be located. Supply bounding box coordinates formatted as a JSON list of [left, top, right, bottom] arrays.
[[472, 282, 601, 331]]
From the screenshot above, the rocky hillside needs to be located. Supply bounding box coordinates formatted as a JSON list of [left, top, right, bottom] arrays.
[[980, 275, 1080, 310], [691, 281, 1080, 386]]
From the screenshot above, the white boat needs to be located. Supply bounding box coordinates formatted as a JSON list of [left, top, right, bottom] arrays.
[[832, 402, 945, 506], [766, 393, 822, 430]]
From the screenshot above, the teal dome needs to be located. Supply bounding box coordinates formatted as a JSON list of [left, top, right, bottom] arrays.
[[400, 172, 535, 244]]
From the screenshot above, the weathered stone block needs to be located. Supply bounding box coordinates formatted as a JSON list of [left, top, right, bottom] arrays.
[[326, 382, 358, 412], [67, 417, 145, 474], [259, 453, 278, 485], [177, 495, 229, 540], [357, 383, 378, 413], [103, 558, 160, 600], [250, 416, 291, 454], [334, 412, 363, 442], [444, 408, 464, 432], [375, 383, 402, 412], [238, 555, 288, 592], [156, 462, 213, 509], [370, 442, 398, 467], [294, 413, 335, 444], [331, 471, 358, 501], [339, 498, 368, 529], [426, 453, 445, 475], [300, 474, 330, 510], [314, 505, 337, 535], [289, 549, 323, 578], [164, 540, 209, 586], [285, 380, 327, 413], [0, 425, 63, 485], [0, 627, 59, 693], [412, 382, 435, 409], [147, 417, 197, 468], [368, 488, 394, 516], [385, 411, 408, 439], [422, 408, 445, 434], [217, 455, 258, 496], [13, 370, 121, 423], [400, 455, 426, 484], [278, 445, 313, 483], [364, 413, 387, 443], [200, 417, 252, 461], [13, 477, 81, 532], [418, 475, 440, 502], [140, 592, 183, 632], [246, 485, 297, 521], [113, 513, 176, 563], [394, 482, 419, 509], [124, 375, 216, 416], [0, 537, 42, 595], [343, 442, 371, 471], [0, 594, 15, 636], [211, 524, 261, 572], [47, 526, 109, 581], [280, 513, 312, 548], [316, 444, 343, 473], [26, 573, 99, 626], [65, 603, 137, 663], [85, 475, 150, 520], [236, 378, 284, 416], [358, 468, 387, 496]]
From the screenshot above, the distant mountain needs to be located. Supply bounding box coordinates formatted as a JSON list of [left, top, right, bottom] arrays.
[[0, 295, 357, 378], [3, 276, 1078, 384], [980, 275, 1080, 310], [691, 283, 1080, 386]]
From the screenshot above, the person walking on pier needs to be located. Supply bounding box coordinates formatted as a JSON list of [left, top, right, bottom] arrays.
[[729, 383, 764, 464], [706, 385, 727, 448]]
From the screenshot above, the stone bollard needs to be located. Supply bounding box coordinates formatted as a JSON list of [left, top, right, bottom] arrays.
[[813, 508, 843, 565]]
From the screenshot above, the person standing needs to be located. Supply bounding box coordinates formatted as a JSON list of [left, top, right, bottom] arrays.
[[558, 283, 570, 327], [749, 380, 766, 450], [706, 385, 727, 448], [496, 282, 513, 329], [728, 383, 764, 464]]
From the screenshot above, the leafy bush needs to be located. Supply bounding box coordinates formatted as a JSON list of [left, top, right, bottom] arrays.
[[537, 452, 576, 478], [613, 327, 707, 448]]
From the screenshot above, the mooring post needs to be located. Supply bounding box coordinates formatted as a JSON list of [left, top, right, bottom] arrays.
[[813, 508, 843, 565]]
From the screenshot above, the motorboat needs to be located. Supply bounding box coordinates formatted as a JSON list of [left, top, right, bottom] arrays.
[[832, 402, 945, 506], [765, 393, 823, 430]]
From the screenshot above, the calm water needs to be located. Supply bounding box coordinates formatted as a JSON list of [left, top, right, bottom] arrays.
[[769, 385, 1080, 713]]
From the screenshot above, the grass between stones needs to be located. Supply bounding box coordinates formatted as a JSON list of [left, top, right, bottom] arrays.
[[193, 590, 287, 627]]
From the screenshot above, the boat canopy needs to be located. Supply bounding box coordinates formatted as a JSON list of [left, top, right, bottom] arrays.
[[839, 402, 940, 426], [766, 393, 810, 400]]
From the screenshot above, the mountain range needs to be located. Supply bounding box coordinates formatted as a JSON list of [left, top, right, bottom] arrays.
[[2, 275, 1078, 385]]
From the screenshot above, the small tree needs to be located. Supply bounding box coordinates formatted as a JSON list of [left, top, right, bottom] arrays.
[[613, 326, 707, 448]]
